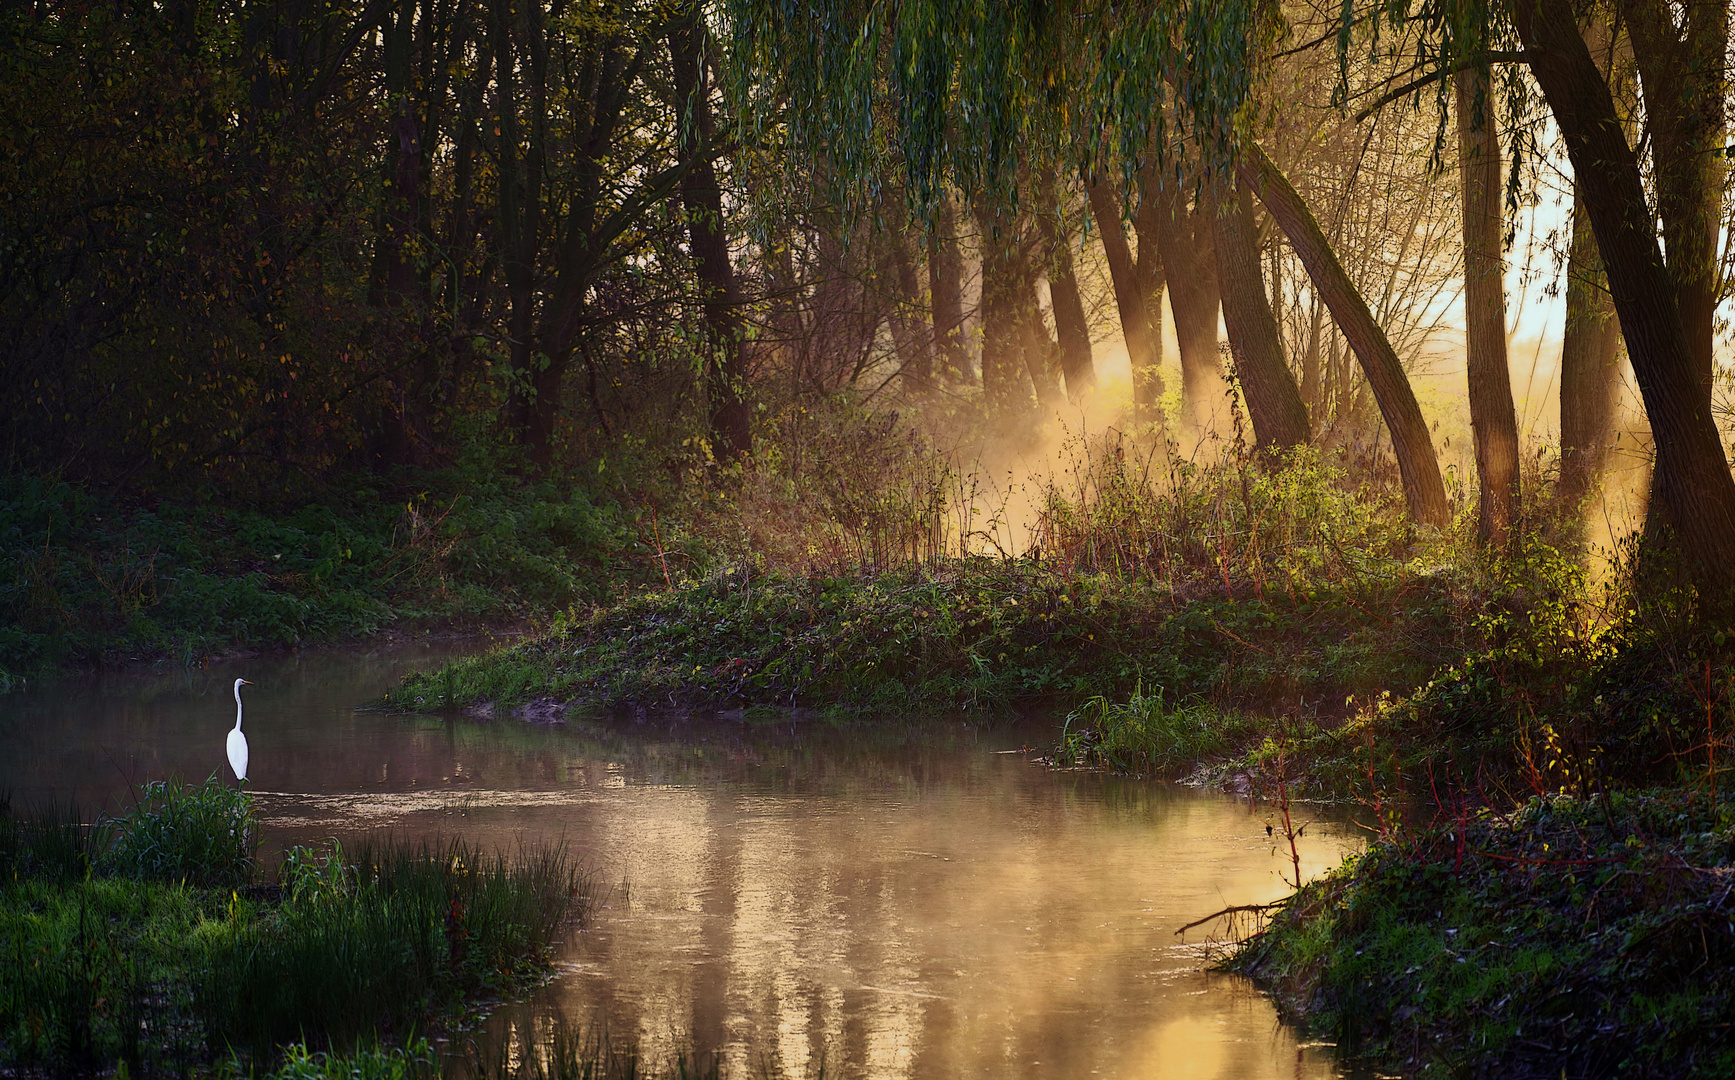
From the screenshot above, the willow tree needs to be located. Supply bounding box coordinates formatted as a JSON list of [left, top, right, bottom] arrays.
[[725, 0, 1453, 526]]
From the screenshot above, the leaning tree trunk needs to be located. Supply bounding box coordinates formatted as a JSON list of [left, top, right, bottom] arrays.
[[1513, 0, 1735, 612], [1458, 62, 1521, 547], [1211, 179, 1310, 452], [1623, 0, 1727, 400], [1240, 142, 1450, 527], [1556, 11, 1632, 519]]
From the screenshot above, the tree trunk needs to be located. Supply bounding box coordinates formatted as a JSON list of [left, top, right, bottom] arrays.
[[489, 0, 544, 449], [1299, 299, 1325, 420], [1457, 63, 1521, 547], [1021, 277, 1065, 410], [1211, 179, 1310, 452], [974, 200, 1034, 419], [1036, 175, 1095, 401], [1514, 0, 1735, 610], [1621, 0, 1727, 399], [881, 225, 932, 395], [1085, 179, 1159, 425], [928, 196, 968, 385], [1149, 179, 1222, 427], [1132, 188, 1169, 425], [1240, 141, 1450, 527], [1558, 185, 1625, 514], [671, 11, 750, 461]]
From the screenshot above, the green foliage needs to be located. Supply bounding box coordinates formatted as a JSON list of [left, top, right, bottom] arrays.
[[269, 1040, 438, 1080], [1233, 788, 1735, 1077], [280, 840, 356, 911], [1056, 687, 1259, 773], [102, 777, 258, 887], [0, 826, 587, 1075], [726, 0, 1263, 216], [0, 467, 646, 684], [391, 552, 1463, 717]]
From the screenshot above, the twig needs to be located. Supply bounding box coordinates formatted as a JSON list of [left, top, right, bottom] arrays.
[[1174, 900, 1288, 937]]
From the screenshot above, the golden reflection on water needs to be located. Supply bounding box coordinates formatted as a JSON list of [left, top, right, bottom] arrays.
[[498, 774, 1356, 1080], [0, 648, 1358, 1080]]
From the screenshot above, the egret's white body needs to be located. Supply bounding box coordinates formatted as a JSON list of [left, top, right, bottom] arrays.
[[228, 678, 252, 782]]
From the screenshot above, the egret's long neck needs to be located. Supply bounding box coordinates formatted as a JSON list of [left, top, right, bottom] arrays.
[[234, 687, 244, 731]]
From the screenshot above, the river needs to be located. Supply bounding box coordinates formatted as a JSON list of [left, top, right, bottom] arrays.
[[0, 642, 1361, 1079]]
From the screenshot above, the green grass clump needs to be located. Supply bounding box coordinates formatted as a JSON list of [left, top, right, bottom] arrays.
[[1054, 687, 1259, 773], [102, 777, 259, 886], [1230, 787, 1735, 1078], [0, 791, 589, 1075], [269, 1039, 438, 1080]]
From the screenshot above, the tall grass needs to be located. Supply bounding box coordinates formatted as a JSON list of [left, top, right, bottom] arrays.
[[205, 837, 588, 1060], [0, 792, 99, 880], [0, 791, 591, 1075], [1031, 434, 1418, 594]]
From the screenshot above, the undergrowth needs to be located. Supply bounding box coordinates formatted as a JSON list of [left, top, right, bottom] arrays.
[[0, 780, 589, 1075], [1231, 787, 1735, 1078], [387, 556, 1466, 717], [0, 459, 645, 686], [388, 443, 1479, 717]]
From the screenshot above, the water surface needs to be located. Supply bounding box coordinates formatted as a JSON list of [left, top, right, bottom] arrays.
[[0, 645, 1358, 1080]]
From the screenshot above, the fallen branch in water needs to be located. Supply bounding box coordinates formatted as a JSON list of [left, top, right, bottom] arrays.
[[1174, 899, 1288, 938]]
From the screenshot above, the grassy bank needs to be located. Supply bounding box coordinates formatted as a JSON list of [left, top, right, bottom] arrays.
[[1230, 787, 1735, 1078], [0, 779, 587, 1075], [0, 464, 649, 688], [1187, 587, 1735, 1075], [385, 555, 1470, 717]]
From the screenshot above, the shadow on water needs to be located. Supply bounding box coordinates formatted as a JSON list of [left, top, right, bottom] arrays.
[[0, 644, 1368, 1080]]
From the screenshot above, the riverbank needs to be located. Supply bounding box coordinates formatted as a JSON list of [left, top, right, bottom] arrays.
[[384, 555, 1473, 718], [1201, 607, 1735, 1076], [0, 779, 586, 1074], [0, 467, 651, 689], [1230, 786, 1735, 1078]]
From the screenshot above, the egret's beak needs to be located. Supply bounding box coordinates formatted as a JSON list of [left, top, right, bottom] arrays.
[[241, 679, 253, 685]]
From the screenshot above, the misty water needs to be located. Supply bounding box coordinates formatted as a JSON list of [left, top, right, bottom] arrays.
[[0, 643, 1363, 1080]]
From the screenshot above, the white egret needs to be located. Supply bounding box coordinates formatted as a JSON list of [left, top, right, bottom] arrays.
[[228, 678, 253, 783]]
